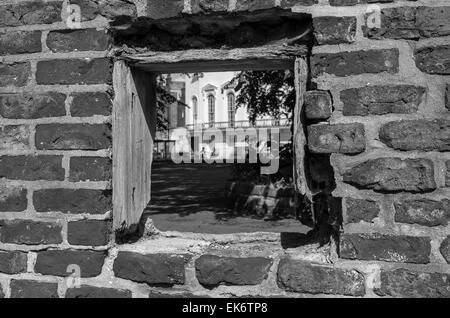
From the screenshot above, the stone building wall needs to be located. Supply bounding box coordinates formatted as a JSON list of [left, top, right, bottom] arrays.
[[0, 0, 449, 298]]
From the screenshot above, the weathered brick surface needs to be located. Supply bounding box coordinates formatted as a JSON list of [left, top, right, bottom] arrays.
[[277, 258, 365, 296], [364, 7, 450, 40], [0, 220, 62, 245], [340, 233, 431, 264], [343, 158, 436, 193], [0, 126, 29, 150], [0, 156, 64, 181], [0, 186, 27, 212], [35, 250, 106, 277], [235, 0, 275, 11], [304, 90, 332, 120], [0, 1, 62, 27], [10, 280, 58, 298], [0, 285, 4, 298], [195, 255, 272, 286], [68, 219, 111, 246], [36, 58, 111, 85], [71, 92, 111, 117], [0, 62, 30, 87], [380, 120, 450, 152], [147, 0, 184, 18], [308, 123, 365, 154], [345, 198, 379, 224], [312, 49, 398, 77], [414, 45, 450, 75], [313, 16, 356, 45], [0, 251, 28, 274], [281, 0, 318, 7], [440, 236, 450, 264], [70, 157, 112, 182], [113, 252, 189, 285], [0, 31, 41, 55], [70, 0, 137, 21], [0, 92, 66, 119], [66, 285, 132, 298], [341, 85, 425, 116], [47, 29, 110, 53], [35, 124, 111, 150], [33, 189, 112, 214], [375, 269, 450, 298], [394, 198, 450, 227], [191, 0, 228, 13]]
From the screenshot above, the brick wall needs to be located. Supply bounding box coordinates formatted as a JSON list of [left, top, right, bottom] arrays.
[[0, 0, 449, 298]]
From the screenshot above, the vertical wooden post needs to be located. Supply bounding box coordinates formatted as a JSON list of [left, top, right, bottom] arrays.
[[112, 61, 156, 232], [293, 57, 312, 209]]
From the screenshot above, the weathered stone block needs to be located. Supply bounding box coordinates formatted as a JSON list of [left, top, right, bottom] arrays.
[[71, 92, 111, 117], [364, 7, 450, 40], [0, 1, 62, 26], [308, 123, 365, 154], [0, 126, 30, 150], [340, 233, 431, 264], [0, 156, 64, 181], [69, 157, 112, 182], [414, 45, 450, 75], [235, 0, 275, 11], [345, 198, 379, 224], [304, 90, 332, 119], [343, 158, 436, 193], [35, 250, 106, 277], [68, 219, 111, 246], [281, 0, 318, 7], [0, 186, 27, 212], [0, 62, 30, 87], [380, 120, 450, 152], [147, 0, 184, 18], [47, 29, 110, 52], [313, 16, 356, 45], [0, 92, 66, 119], [440, 236, 450, 264], [33, 189, 112, 214], [10, 280, 58, 298], [0, 220, 62, 245], [277, 258, 365, 296], [66, 285, 132, 298], [36, 58, 111, 85], [341, 85, 425, 116], [35, 124, 111, 150], [0, 31, 41, 55], [312, 49, 398, 77], [394, 198, 450, 227], [195, 255, 272, 286], [446, 161, 450, 187], [0, 251, 28, 274], [375, 269, 450, 298], [113, 252, 190, 285], [70, 0, 137, 21]]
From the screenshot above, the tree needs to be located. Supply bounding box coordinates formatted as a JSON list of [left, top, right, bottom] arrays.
[[233, 70, 295, 124]]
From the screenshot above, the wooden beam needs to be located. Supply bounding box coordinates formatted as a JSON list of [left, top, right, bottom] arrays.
[[121, 45, 307, 73]]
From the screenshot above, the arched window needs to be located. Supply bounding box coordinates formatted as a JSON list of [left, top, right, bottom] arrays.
[[192, 96, 198, 124], [227, 93, 235, 128], [208, 95, 215, 127]]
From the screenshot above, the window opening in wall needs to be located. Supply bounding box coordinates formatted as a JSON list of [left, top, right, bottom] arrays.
[[148, 70, 307, 234]]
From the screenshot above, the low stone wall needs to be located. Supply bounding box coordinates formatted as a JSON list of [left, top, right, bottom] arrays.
[[225, 182, 297, 218]]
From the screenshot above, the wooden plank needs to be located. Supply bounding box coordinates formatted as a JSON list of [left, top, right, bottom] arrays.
[[122, 45, 307, 73], [293, 57, 312, 213], [112, 61, 156, 232]]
